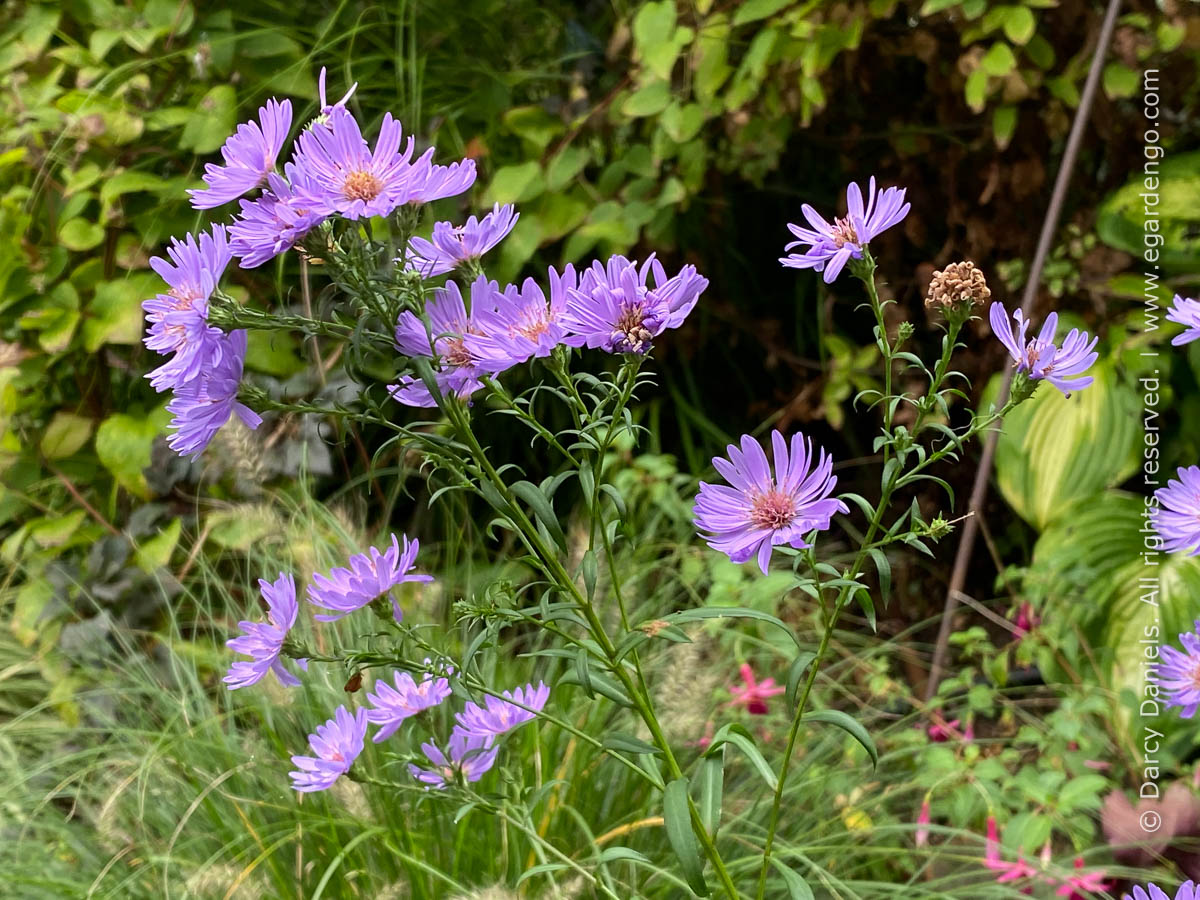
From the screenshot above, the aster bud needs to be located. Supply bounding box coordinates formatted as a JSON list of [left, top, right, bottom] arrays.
[[926, 260, 991, 325], [1009, 370, 1039, 406], [925, 514, 953, 540], [896, 321, 915, 345]]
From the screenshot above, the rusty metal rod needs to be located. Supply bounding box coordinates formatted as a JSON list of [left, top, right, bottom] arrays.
[[924, 0, 1125, 702]]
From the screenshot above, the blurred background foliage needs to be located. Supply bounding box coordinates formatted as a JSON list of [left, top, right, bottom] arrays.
[[3, 0, 1200, 895]]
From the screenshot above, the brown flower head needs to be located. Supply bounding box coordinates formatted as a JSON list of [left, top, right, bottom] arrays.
[[926, 260, 991, 313]]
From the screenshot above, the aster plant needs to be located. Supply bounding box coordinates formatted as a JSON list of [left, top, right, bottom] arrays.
[[156, 65, 1101, 898]]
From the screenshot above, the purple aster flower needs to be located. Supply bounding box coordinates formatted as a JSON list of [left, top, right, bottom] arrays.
[[365, 663, 453, 742], [780, 177, 910, 283], [408, 727, 498, 788], [143, 225, 232, 392], [316, 66, 357, 120], [988, 304, 1099, 397], [1159, 625, 1200, 718], [470, 265, 577, 366], [307, 533, 433, 623], [455, 681, 549, 739], [560, 254, 708, 355], [188, 98, 292, 209], [391, 276, 515, 407], [404, 203, 518, 277], [403, 150, 477, 205], [291, 107, 416, 219], [1125, 883, 1198, 900], [289, 705, 368, 793], [694, 431, 849, 575], [1167, 295, 1200, 346], [229, 167, 327, 268], [1152, 466, 1200, 556], [224, 572, 308, 690], [165, 329, 262, 457]]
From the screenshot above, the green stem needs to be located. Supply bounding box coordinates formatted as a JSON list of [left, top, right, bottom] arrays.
[[912, 319, 964, 436], [753, 487, 890, 899], [441, 394, 740, 899]]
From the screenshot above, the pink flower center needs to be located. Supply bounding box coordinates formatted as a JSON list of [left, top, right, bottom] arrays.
[[749, 489, 797, 531], [830, 217, 859, 249], [169, 288, 199, 311], [515, 312, 551, 340], [343, 170, 384, 202], [444, 337, 473, 368]]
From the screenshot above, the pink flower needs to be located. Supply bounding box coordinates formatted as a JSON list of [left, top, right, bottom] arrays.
[[1014, 601, 1038, 639], [728, 663, 785, 715], [1055, 858, 1111, 897], [927, 717, 973, 742], [915, 798, 931, 847], [984, 816, 1038, 889]]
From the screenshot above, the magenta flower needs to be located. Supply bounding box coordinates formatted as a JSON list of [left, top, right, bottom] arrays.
[[409, 727, 498, 788], [926, 718, 973, 742], [780, 177, 910, 282], [989, 304, 1099, 397], [470, 265, 577, 366], [1126, 884, 1198, 900], [727, 663, 784, 715], [560, 254, 708, 355], [291, 107, 416, 219], [289, 705, 368, 793], [307, 534, 432, 623], [1056, 859, 1110, 898], [1167, 295, 1200, 346], [365, 664, 453, 742], [1013, 601, 1038, 639], [224, 572, 307, 690], [455, 682, 549, 739], [984, 815, 1037, 886], [229, 167, 327, 268], [165, 329, 262, 457], [1159, 622, 1200, 718], [404, 203, 518, 277], [188, 98, 292, 209], [1152, 466, 1200, 556], [391, 276, 514, 407], [694, 430, 848, 575], [143, 225, 232, 392], [404, 150, 477, 205], [915, 798, 931, 847]]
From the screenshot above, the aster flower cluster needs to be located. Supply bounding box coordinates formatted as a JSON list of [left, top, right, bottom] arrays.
[[220, 530, 549, 793], [391, 254, 707, 407], [224, 534, 431, 694], [408, 682, 550, 788], [141, 226, 262, 456], [149, 65, 714, 449], [144, 68, 481, 456]]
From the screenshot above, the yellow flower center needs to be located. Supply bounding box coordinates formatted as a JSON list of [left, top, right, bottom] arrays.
[[343, 170, 383, 202]]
